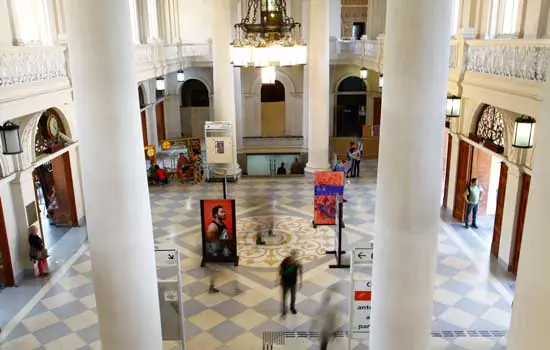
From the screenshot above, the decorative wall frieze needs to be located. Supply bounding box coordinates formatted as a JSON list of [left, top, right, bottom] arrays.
[[0, 46, 67, 87], [465, 40, 550, 82]]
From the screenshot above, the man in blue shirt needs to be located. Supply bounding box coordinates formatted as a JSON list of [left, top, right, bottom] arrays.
[[334, 159, 347, 174]]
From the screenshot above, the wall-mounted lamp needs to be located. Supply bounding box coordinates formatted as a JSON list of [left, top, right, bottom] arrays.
[[177, 69, 185, 82], [445, 95, 461, 118], [512, 115, 536, 149], [155, 77, 165, 91], [0, 121, 22, 155], [378, 74, 384, 89], [261, 66, 276, 85], [360, 67, 368, 80]]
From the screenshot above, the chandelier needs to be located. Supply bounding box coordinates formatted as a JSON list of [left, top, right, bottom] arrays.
[[230, 0, 307, 67]]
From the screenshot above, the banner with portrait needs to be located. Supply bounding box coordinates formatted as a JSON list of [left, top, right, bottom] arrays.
[[205, 137, 234, 164], [200, 199, 238, 265], [313, 172, 345, 225]]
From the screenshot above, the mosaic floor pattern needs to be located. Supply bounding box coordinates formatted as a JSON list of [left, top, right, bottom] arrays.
[[0, 161, 515, 349]]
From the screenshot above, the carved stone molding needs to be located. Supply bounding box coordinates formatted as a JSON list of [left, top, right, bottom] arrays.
[[466, 43, 550, 82], [0, 46, 67, 87]]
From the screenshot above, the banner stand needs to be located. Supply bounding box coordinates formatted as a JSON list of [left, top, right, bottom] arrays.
[[325, 195, 349, 268], [199, 199, 239, 267]]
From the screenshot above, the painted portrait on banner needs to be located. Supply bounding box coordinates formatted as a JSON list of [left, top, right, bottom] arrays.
[[200, 199, 238, 263]]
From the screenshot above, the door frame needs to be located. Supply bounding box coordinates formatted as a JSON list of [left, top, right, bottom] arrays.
[[442, 133, 452, 208], [453, 140, 473, 221], [0, 198, 15, 286], [491, 162, 508, 258], [510, 172, 531, 276]]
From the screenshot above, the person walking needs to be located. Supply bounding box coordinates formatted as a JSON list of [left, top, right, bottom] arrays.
[[28, 226, 49, 277], [279, 250, 302, 317], [314, 290, 338, 350], [464, 178, 483, 228], [346, 142, 356, 177], [353, 140, 363, 177]]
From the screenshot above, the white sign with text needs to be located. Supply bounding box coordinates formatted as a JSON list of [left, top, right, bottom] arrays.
[[350, 279, 372, 339]]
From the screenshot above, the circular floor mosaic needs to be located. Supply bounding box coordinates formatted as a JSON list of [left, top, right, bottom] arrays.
[[237, 215, 335, 268]]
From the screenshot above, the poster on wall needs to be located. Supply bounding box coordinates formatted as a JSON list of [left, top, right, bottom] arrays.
[[205, 137, 233, 164], [200, 199, 239, 266], [313, 172, 345, 225]]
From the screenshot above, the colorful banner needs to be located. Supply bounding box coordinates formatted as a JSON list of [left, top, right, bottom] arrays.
[[313, 172, 345, 225], [200, 199, 238, 264]]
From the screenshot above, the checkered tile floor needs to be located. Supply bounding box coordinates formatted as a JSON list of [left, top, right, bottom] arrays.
[[0, 161, 514, 349]]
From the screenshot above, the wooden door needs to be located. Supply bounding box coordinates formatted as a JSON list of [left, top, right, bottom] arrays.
[[52, 153, 78, 226], [491, 162, 508, 258], [156, 101, 166, 142], [442, 134, 452, 208], [510, 173, 531, 276], [0, 198, 15, 286], [373, 97, 382, 126], [141, 111, 148, 146], [453, 140, 472, 221]]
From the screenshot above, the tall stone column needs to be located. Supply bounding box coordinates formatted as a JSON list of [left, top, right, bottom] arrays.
[[367, 0, 387, 39], [212, 0, 241, 176], [370, 0, 452, 348], [507, 66, 550, 350], [305, 0, 331, 172], [64, 1, 163, 349]]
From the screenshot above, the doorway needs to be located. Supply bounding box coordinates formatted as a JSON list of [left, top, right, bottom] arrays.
[[33, 110, 78, 249], [261, 80, 286, 137], [139, 86, 148, 146], [452, 141, 508, 258], [0, 198, 15, 287], [352, 22, 366, 39], [334, 76, 367, 137], [180, 79, 211, 138]]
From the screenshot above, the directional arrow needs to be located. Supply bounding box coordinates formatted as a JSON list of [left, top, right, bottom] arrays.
[[358, 252, 366, 259]]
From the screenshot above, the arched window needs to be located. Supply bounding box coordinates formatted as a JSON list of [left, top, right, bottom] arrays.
[[488, 0, 520, 37], [476, 105, 505, 147], [9, 0, 53, 45]]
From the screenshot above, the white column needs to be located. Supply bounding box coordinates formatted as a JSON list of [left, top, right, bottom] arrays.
[[370, 0, 452, 349], [507, 62, 550, 350], [212, 0, 241, 176], [367, 0, 387, 39], [301, 0, 309, 149], [305, 0, 331, 172], [64, 1, 163, 349]]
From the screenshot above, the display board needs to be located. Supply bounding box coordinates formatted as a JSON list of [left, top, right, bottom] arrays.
[[313, 172, 345, 225], [349, 244, 374, 347], [205, 137, 234, 164], [155, 249, 185, 350], [200, 199, 239, 266]]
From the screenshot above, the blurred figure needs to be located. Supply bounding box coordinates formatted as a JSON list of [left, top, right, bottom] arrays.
[[277, 162, 287, 175], [315, 289, 338, 350], [28, 225, 49, 277], [290, 158, 304, 174], [279, 250, 303, 317], [208, 265, 220, 293]]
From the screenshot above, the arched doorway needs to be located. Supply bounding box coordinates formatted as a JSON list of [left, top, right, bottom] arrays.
[[180, 79, 210, 138], [335, 76, 367, 137], [138, 85, 148, 146], [261, 80, 285, 137], [32, 109, 78, 249]]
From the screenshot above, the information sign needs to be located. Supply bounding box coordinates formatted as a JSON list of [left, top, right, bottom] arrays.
[[350, 280, 372, 339]]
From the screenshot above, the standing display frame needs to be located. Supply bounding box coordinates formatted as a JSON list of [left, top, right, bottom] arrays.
[[325, 195, 349, 268], [200, 199, 239, 267], [312, 171, 345, 227], [204, 121, 237, 182], [155, 248, 186, 350], [349, 244, 374, 349]]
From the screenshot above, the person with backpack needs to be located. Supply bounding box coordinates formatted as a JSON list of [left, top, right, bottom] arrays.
[[278, 250, 303, 317], [464, 178, 483, 228]]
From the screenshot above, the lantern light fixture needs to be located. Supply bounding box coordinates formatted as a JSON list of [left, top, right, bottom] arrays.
[[445, 95, 461, 118], [155, 77, 165, 91], [378, 74, 384, 89], [261, 66, 276, 85], [360, 67, 368, 80], [176, 69, 185, 82], [512, 115, 536, 149], [0, 121, 22, 155]]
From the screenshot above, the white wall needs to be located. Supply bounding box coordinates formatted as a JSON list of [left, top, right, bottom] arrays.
[[499, 165, 522, 265], [0, 181, 21, 278], [0, 0, 13, 45], [329, 0, 341, 38], [179, 0, 212, 43], [180, 107, 210, 137]]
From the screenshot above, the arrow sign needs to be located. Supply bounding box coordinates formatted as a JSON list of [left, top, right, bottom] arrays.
[[353, 246, 374, 264]]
